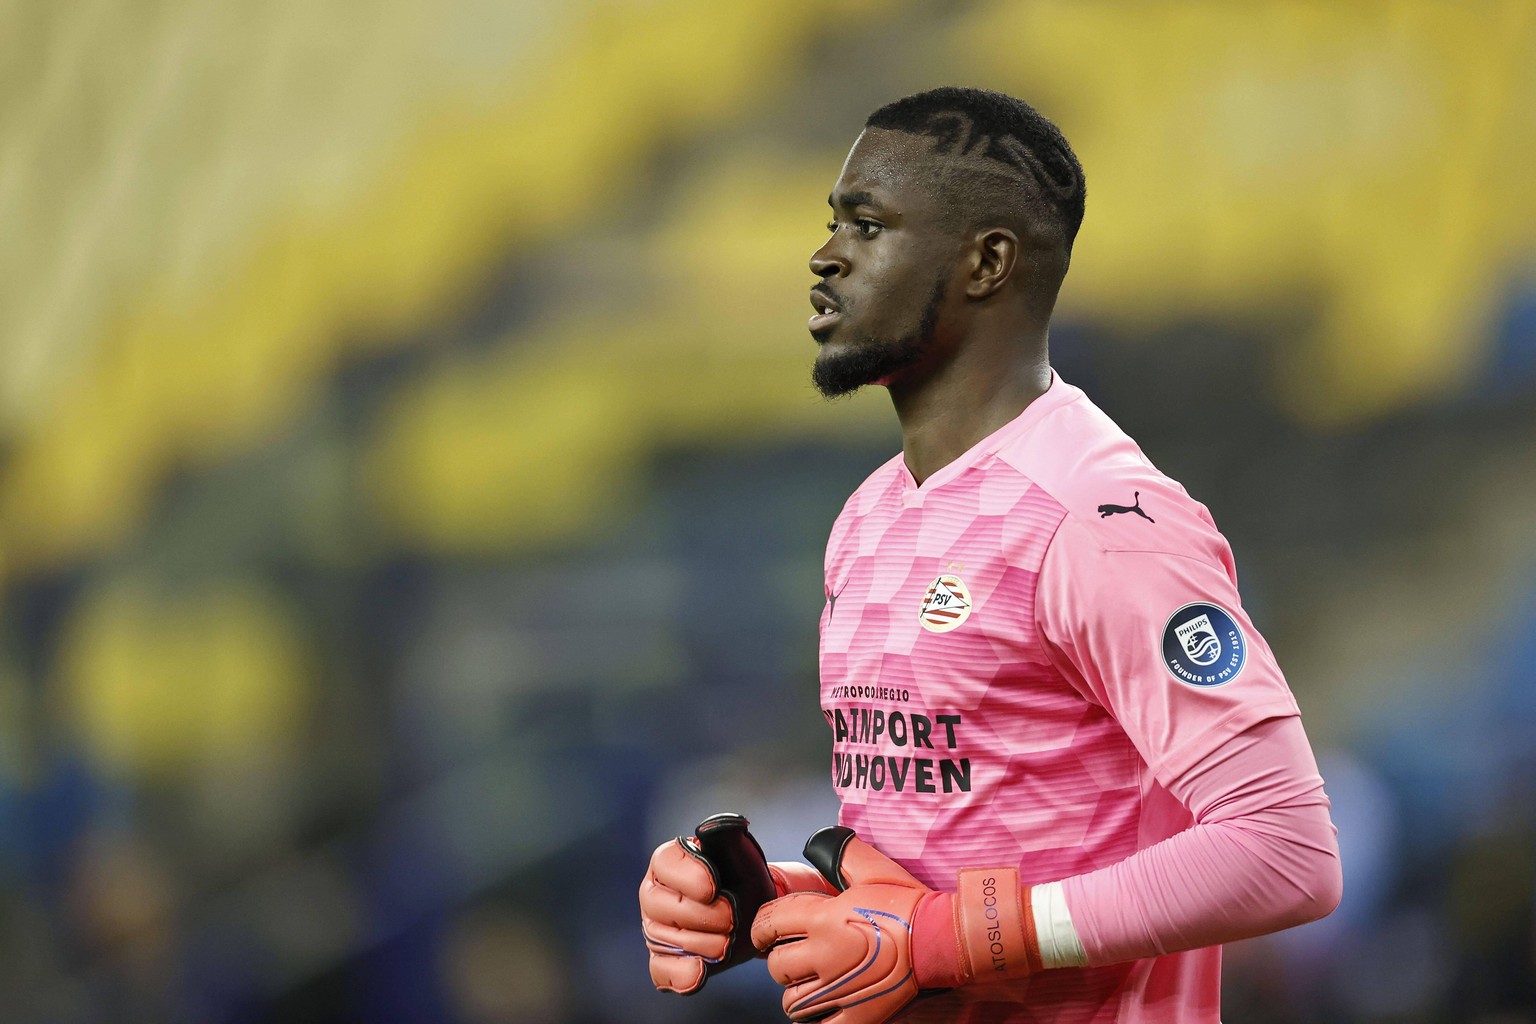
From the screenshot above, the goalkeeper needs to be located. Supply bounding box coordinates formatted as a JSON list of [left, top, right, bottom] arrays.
[[641, 87, 1341, 1023]]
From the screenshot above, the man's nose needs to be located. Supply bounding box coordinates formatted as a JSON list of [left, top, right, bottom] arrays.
[[809, 239, 848, 279]]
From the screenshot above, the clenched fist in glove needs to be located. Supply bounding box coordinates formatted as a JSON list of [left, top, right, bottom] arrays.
[[639, 813, 837, 994], [751, 826, 1042, 1024]]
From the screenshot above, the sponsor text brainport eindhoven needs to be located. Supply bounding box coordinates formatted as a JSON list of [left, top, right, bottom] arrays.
[[824, 704, 972, 794]]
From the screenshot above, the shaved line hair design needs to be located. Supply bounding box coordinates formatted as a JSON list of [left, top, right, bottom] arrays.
[[865, 87, 1086, 289]]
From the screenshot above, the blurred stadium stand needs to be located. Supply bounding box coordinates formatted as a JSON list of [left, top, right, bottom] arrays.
[[0, 1, 1533, 1021]]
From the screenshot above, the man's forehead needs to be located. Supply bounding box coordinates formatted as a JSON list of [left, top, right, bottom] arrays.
[[829, 128, 939, 206]]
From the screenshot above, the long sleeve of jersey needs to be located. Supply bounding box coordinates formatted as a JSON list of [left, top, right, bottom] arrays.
[[1059, 716, 1340, 963], [1035, 516, 1342, 964]]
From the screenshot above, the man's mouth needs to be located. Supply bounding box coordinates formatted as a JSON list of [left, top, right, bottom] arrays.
[[809, 288, 843, 335]]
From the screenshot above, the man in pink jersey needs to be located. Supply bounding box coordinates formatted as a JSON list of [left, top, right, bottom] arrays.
[[639, 88, 1341, 1022]]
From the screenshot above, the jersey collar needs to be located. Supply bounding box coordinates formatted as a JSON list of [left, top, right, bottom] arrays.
[[897, 370, 1082, 495]]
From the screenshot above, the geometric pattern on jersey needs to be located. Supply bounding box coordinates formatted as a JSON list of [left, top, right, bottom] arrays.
[[822, 463, 1143, 888]]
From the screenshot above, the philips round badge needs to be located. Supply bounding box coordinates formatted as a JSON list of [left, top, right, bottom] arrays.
[[1161, 603, 1247, 686]]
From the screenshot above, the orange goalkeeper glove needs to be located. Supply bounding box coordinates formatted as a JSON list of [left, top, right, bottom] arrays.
[[639, 813, 837, 994], [751, 826, 1041, 1024]]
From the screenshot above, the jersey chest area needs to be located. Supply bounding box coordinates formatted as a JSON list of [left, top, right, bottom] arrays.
[[819, 481, 1068, 708]]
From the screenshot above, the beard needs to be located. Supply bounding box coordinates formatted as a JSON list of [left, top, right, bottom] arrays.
[[811, 276, 948, 398]]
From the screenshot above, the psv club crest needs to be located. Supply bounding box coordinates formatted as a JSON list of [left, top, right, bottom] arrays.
[[919, 574, 973, 633]]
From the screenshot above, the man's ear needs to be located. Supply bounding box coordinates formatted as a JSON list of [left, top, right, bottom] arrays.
[[966, 228, 1019, 299]]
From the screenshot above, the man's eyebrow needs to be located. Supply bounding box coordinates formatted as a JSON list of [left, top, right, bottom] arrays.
[[827, 190, 876, 210]]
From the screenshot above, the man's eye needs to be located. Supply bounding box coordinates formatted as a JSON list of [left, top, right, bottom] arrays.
[[826, 219, 882, 237]]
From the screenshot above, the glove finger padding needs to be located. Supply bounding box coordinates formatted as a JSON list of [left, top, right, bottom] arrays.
[[647, 947, 707, 993], [752, 827, 930, 1024], [641, 839, 728, 994], [640, 842, 733, 935], [768, 860, 843, 897], [647, 837, 721, 903], [643, 915, 731, 963], [639, 813, 776, 996], [758, 918, 836, 985]]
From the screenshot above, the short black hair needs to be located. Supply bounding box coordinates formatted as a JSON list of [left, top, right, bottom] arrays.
[[865, 87, 1086, 261]]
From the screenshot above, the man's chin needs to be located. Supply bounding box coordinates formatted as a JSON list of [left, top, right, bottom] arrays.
[[811, 329, 928, 398], [812, 349, 887, 398], [811, 370, 865, 399]]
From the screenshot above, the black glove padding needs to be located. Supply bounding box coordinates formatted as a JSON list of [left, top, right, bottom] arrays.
[[687, 812, 777, 978]]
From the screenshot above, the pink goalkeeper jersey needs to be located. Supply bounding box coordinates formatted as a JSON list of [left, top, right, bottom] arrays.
[[819, 375, 1302, 1023]]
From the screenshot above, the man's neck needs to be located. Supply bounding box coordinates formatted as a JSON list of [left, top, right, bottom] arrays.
[[889, 338, 1051, 486]]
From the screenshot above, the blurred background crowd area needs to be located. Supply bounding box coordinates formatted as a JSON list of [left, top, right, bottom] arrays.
[[0, 0, 1534, 1021]]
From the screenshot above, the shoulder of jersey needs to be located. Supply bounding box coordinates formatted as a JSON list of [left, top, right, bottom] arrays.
[[994, 389, 1228, 563]]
